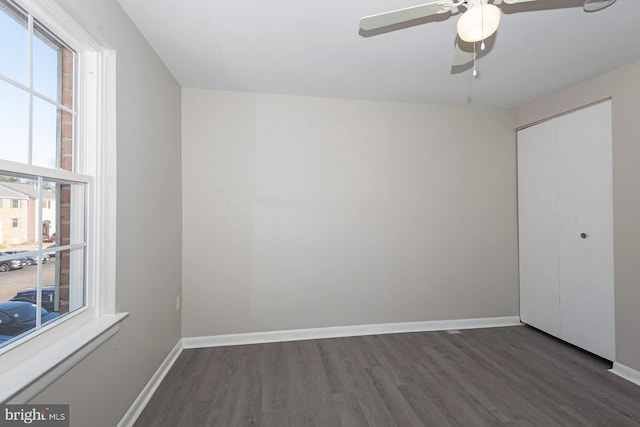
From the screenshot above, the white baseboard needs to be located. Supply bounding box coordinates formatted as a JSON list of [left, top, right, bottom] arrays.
[[117, 340, 184, 427], [609, 362, 640, 387], [182, 316, 521, 349]]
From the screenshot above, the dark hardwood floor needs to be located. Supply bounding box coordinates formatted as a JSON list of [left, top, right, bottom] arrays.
[[135, 326, 640, 426]]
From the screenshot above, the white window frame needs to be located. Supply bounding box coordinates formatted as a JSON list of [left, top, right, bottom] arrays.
[[10, 217, 21, 228], [0, 0, 126, 403]]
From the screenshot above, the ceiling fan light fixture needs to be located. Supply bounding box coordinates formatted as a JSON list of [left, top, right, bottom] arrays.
[[456, 3, 501, 43], [583, 0, 616, 12]]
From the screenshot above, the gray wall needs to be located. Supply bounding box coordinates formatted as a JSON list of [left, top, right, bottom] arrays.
[[29, 1, 182, 426], [182, 89, 519, 337], [515, 59, 640, 374]]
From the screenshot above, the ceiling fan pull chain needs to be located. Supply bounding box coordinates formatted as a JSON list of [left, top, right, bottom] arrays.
[[475, 0, 484, 77], [480, 2, 486, 51], [473, 41, 478, 77]]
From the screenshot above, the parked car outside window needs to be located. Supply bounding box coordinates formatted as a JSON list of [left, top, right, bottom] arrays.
[[3, 251, 50, 266], [0, 301, 59, 336], [10, 286, 57, 313], [45, 245, 57, 258], [0, 253, 26, 273]]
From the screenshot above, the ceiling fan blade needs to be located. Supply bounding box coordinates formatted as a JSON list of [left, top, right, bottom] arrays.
[[502, 0, 539, 3], [360, 1, 453, 31], [584, 0, 616, 12]]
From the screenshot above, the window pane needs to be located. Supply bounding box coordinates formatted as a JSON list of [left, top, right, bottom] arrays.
[[0, 257, 38, 344], [42, 188, 56, 243], [0, 1, 28, 85], [0, 79, 29, 164], [60, 110, 73, 171], [33, 23, 62, 101], [55, 248, 84, 314], [61, 47, 74, 109], [0, 176, 35, 244], [32, 97, 59, 169], [0, 174, 86, 346], [50, 182, 85, 247]]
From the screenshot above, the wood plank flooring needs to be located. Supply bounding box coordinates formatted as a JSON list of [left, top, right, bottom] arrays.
[[135, 326, 640, 426]]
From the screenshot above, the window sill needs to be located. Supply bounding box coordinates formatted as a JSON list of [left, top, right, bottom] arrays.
[[0, 311, 129, 403]]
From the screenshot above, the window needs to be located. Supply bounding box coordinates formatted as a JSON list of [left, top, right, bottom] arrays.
[[0, 0, 121, 404], [0, 0, 87, 342]]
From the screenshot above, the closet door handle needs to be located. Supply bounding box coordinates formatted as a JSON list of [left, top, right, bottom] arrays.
[[580, 233, 588, 239]]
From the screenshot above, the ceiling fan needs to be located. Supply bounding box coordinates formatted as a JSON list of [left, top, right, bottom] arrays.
[[360, 0, 616, 73]]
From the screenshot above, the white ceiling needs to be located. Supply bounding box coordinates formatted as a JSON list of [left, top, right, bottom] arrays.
[[116, 0, 640, 108]]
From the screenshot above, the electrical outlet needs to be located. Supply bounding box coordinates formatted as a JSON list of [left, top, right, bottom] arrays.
[[176, 294, 181, 312]]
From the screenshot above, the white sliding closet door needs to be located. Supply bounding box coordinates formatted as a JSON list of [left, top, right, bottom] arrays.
[[518, 100, 615, 361], [518, 123, 561, 338]]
